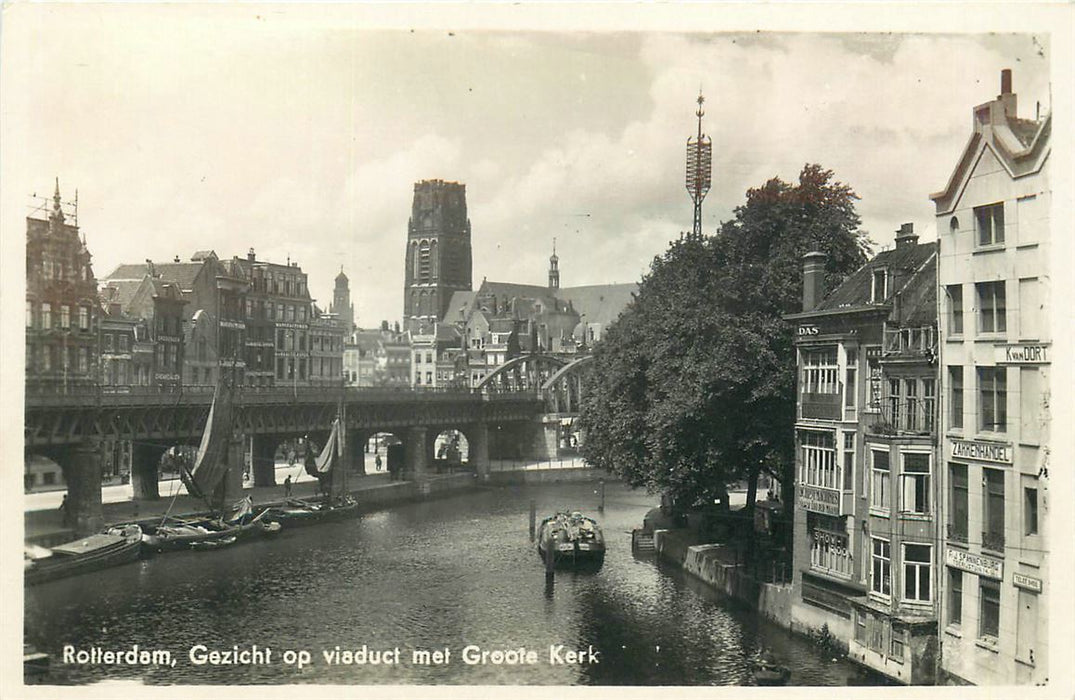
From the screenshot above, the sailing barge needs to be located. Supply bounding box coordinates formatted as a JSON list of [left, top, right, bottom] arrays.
[[24, 524, 143, 586], [264, 417, 359, 526]]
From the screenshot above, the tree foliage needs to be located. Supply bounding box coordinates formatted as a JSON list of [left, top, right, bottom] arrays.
[[579, 164, 870, 509]]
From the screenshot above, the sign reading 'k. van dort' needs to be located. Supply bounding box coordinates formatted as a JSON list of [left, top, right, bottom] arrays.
[[946, 548, 1003, 580], [995, 343, 1050, 365], [950, 439, 1013, 465], [798, 484, 840, 516]]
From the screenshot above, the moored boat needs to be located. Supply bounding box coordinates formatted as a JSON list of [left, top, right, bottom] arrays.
[[751, 652, 791, 686], [141, 499, 280, 552], [536, 511, 605, 569], [24, 524, 143, 586], [265, 495, 359, 527]]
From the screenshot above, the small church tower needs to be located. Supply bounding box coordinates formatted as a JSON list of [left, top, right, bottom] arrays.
[[548, 239, 560, 290], [330, 267, 355, 332]]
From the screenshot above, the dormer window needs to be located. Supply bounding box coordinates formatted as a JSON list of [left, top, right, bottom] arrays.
[[871, 268, 889, 303]]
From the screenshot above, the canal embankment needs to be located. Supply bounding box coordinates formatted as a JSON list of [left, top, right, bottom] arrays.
[[24, 466, 608, 546], [652, 528, 797, 637]]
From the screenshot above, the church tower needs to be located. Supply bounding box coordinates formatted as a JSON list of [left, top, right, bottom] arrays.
[[330, 267, 355, 332], [548, 239, 560, 290], [403, 180, 472, 331]]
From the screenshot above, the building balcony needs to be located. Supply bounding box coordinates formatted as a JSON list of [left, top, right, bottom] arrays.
[[865, 402, 934, 437], [882, 326, 937, 360], [800, 392, 843, 421]]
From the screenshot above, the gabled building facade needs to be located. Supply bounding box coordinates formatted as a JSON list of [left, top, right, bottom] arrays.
[[930, 69, 1050, 686], [786, 232, 939, 684]]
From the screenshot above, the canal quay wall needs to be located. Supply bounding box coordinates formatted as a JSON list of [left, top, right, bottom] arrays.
[[653, 529, 822, 648], [25, 467, 608, 546]]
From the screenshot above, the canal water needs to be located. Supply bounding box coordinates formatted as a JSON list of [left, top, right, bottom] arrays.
[[26, 481, 864, 686]]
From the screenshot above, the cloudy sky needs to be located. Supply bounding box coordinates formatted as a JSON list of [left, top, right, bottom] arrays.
[[1, 6, 1053, 327]]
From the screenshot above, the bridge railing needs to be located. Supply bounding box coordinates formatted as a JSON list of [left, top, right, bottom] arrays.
[[25, 381, 544, 407]]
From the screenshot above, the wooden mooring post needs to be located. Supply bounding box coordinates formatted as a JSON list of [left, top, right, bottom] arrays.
[[529, 500, 536, 542], [597, 479, 605, 513]]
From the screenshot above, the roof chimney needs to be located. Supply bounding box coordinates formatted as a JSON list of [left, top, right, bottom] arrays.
[[802, 251, 827, 312], [998, 68, 1017, 118], [248, 247, 256, 262], [894, 222, 918, 249]]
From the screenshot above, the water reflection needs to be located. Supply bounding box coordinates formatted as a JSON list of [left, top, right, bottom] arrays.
[[26, 482, 862, 686]]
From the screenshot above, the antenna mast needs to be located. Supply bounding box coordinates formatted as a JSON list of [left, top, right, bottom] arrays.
[[685, 90, 713, 236]]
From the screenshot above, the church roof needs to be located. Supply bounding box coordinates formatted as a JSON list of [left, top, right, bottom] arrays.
[[557, 283, 637, 328]]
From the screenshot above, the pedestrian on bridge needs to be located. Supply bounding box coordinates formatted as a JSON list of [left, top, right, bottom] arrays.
[[284, 475, 292, 498], [375, 454, 382, 471], [59, 494, 71, 528]]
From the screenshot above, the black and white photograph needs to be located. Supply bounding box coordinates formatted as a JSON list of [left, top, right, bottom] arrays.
[[2, 3, 1072, 697]]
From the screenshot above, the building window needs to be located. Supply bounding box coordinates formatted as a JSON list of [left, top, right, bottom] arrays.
[[948, 568, 963, 626], [887, 378, 901, 428], [41, 303, 52, 329], [870, 537, 891, 597], [948, 366, 963, 430], [982, 467, 1005, 552], [978, 367, 1007, 433], [1024, 487, 1038, 536], [79, 306, 90, 331], [900, 452, 931, 515], [979, 580, 1000, 640], [949, 463, 968, 543], [903, 543, 932, 603], [890, 628, 905, 661], [808, 513, 851, 578], [976, 281, 1006, 334], [855, 612, 867, 645], [845, 349, 857, 409], [104, 333, 114, 352], [905, 379, 919, 432], [798, 430, 838, 489], [801, 347, 839, 394], [947, 285, 963, 335], [842, 432, 854, 491], [79, 348, 89, 373], [922, 378, 936, 433], [26, 301, 34, 328], [975, 202, 1005, 246], [871, 268, 888, 303], [870, 449, 890, 511]]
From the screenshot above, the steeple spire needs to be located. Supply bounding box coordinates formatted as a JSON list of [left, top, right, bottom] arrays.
[[548, 237, 560, 290]]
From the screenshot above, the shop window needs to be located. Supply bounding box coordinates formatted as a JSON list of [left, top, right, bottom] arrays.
[[900, 452, 931, 515], [870, 537, 891, 597], [798, 430, 838, 490], [979, 579, 1000, 640], [948, 568, 963, 626], [809, 513, 852, 578]]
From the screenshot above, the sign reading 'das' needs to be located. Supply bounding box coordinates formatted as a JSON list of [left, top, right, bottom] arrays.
[[950, 439, 1013, 465], [946, 548, 1003, 580], [797, 325, 820, 336]]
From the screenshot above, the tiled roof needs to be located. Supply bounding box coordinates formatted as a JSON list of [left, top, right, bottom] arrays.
[[104, 261, 207, 291], [99, 279, 144, 311], [813, 241, 936, 313], [445, 291, 477, 321]]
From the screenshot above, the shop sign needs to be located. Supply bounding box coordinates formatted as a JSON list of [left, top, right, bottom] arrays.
[[995, 343, 1050, 365], [798, 484, 840, 516], [950, 439, 1013, 465], [1013, 573, 1043, 593], [946, 548, 1002, 580], [797, 325, 820, 336]]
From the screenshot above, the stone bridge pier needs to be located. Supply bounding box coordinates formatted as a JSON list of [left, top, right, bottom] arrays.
[[46, 442, 105, 536], [251, 435, 280, 487], [131, 441, 169, 501]]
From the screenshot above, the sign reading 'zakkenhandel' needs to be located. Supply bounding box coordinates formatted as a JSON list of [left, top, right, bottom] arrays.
[[946, 548, 1003, 580], [950, 439, 1012, 465], [798, 484, 840, 515]]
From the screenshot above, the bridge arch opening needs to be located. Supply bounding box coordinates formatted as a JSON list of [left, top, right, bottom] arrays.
[[431, 429, 469, 474]]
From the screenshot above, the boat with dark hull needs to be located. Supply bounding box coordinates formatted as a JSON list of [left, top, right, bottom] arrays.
[[536, 512, 606, 569], [751, 652, 791, 686], [265, 496, 359, 527], [140, 500, 280, 552], [24, 524, 143, 586], [265, 416, 357, 527]]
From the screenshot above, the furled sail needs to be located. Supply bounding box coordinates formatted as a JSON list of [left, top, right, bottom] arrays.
[[309, 418, 341, 476], [184, 382, 234, 501]]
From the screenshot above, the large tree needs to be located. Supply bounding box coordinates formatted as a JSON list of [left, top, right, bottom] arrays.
[[579, 164, 870, 514]]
